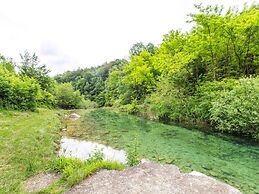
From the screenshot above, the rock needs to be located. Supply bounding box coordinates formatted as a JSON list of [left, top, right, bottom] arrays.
[[25, 173, 61, 193], [189, 171, 207, 177], [65, 160, 241, 194], [69, 113, 80, 119]]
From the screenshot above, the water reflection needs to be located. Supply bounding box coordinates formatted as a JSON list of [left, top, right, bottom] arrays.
[[59, 137, 127, 164]]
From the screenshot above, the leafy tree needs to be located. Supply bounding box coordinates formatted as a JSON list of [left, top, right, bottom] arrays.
[[146, 43, 156, 54], [129, 42, 156, 56], [121, 51, 157, 103], [105, 70, 125, 106], [0, 54, 15, 73], [19, 51, 53, 91], [129, 42, 146, 56]]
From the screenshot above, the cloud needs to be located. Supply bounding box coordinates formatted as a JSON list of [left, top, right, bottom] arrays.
[[0, 0, 256, 76], [39, 41, 80, 76], [40, 42, 59, 56]]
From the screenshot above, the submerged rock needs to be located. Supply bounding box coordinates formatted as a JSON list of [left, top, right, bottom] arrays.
[[65, 160, 241, 194], [69, 113, 81, 119]]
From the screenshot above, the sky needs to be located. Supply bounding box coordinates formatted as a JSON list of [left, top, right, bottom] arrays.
[[0, 0, 256, 76]]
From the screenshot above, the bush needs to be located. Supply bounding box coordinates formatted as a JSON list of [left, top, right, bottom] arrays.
[[0, 67, 40, 111], [147, 77, 189, 122], [36, 90, 56, 108], [81, 99, 98, 109], [55, 83, 85, 109], [210, 77, 259, 139], [193, 79, 237, 120], [119, 100, 141, 114]]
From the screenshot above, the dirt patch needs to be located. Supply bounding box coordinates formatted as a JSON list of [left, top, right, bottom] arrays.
[[65, 160, 241, 194], [25, 173, 61, 193]]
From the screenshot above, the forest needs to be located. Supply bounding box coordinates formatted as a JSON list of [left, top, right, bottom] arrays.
[[54, 4, 259, 140]]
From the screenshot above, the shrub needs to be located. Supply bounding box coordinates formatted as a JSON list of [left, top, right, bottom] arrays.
[[0, 67, 40, 111], [36, 90, 56, 108], [119, 100, 141, 114], [193, 79, 237, 120], [55, 83, 85, 109], [210, 77, 259, 139], [81, 99, 98, 109], [147, 77, 189, 122]]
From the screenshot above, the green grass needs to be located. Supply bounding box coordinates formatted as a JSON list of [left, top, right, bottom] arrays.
[[0, 109, 61, 193], [38, 156, 125, 194], [68, 108, 259, 194]]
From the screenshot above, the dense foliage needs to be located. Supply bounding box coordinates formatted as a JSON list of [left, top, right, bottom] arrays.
[[55, 4, 259, 139], [0, 53, 85, 110], [55, 59, 128, 106], [56, 83, 88, 109]]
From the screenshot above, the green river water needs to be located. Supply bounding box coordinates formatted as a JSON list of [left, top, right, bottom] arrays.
[[72, 109, 259, 193]]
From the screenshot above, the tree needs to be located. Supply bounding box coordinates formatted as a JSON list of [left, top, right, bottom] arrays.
[[129, 42, 156, 56], [121, 51, 157, 103], [0, 54, 15, 73], [19, 51, 53, 91], [129, 42, 146, 56], [146, 43, 156, 54]]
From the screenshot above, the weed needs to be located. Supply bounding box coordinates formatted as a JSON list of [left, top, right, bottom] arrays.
[[126, 135, 140, 166]]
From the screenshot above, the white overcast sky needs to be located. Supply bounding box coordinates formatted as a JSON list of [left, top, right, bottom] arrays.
[[0, 0, 256, 76]]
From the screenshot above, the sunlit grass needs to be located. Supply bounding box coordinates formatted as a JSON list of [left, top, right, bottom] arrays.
[[0, 109, 61, 193]]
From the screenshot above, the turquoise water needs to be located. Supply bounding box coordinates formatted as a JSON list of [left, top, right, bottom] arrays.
[[72, 109, 259, 193]]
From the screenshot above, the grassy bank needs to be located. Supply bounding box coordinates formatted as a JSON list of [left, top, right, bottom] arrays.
[[66, 108, 259, 193], [0, 109, 61, 193]]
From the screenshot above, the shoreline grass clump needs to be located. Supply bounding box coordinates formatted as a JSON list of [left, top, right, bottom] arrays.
[[38, 152, 125, 194]]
